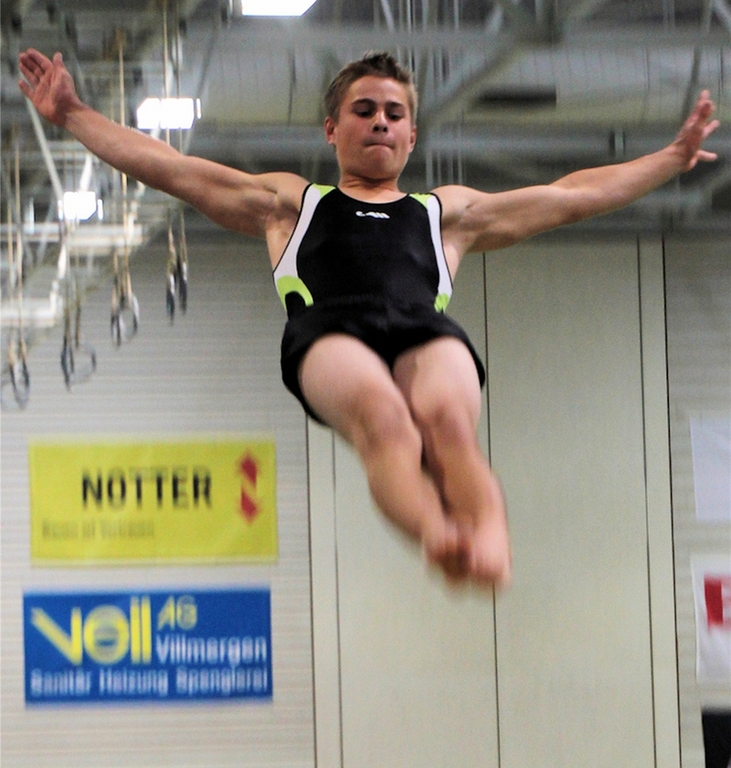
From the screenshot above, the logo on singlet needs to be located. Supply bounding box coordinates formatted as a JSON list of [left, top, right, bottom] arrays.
[[355, 211, 390, 220]]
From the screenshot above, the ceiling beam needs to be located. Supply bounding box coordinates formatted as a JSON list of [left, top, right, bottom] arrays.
[[560, 0, 614, 25], [418, 40, 520, 129], [186, 122, 731, 161], [197, 20, 730, 51], [713, 0, 731, 35]]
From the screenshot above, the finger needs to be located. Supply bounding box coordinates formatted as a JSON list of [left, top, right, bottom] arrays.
[[690, 101, 714, 127], [688, 91, 715, 121], [17, 58, 31, 81], [20, 49, 42, 76], [698, 103, 715, 123], [18, 54, 40, 79], [26, 48, 52, 67], [703, 119, 721, 139], [696, 150, 718, 163], [18, 79, 32, 98], [18, 53, 42, 82]]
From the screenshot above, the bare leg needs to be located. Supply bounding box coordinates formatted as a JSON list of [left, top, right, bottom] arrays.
[[299, 334, 471, 577], [393, 337, 512, 587]]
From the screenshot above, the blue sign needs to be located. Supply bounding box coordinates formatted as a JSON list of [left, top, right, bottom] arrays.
[[23, 588, 272, 704]]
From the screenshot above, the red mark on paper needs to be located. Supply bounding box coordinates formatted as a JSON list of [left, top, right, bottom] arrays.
[[239, 455, 258, 485], [705, 575, 731, 628], [237, 454, 259, 523]]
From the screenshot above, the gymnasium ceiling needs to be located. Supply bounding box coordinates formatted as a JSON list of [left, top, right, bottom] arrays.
[[1, 0, 730, 326]]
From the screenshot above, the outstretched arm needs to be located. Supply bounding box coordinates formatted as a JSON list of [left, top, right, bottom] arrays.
[[18, 49, 306, 246], [437, 90, 720, 261]]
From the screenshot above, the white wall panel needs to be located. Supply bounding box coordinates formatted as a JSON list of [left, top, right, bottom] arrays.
[[5, 221, 720, 768], [307, 255, 499, 768], [0, 231, 314, 767], [485, 241, 656, 768], [665, 237, 731, 768], [333, 438, 499, 768], [308, 237, 681, 768], [639, 237, 681, 768]]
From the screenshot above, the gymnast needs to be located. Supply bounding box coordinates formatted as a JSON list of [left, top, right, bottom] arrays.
[[18, 48, 719, 587]]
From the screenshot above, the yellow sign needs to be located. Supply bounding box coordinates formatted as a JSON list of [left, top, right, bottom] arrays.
[[29, 439, 277, 564]]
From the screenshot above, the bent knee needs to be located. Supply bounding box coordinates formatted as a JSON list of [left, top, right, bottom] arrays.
[[349, 392, 421, 456], [411, 396, 479, 449]]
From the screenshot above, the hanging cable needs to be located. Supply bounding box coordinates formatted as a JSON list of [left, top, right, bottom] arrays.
[[111, 246, 139, 345], [165, 207, 178, 317], [59, 221, 97, 388], [164, 0, 189, 321], [163, 0, 176, 319], [110, 28, 140, 346], [2, 133, 30, 410], [174, 0, 188, 314], [59, 148, 96, 388]]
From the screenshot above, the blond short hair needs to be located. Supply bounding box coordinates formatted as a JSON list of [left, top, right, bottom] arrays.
[[323, 52, 418, 123]]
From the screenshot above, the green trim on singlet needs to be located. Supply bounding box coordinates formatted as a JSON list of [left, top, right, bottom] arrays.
[[277, 186, 451, 313], [411, 194, 451, 312], [276, 275, 314, 308], [434, 292, 450, 312], [311, 183, 336, 197], [274, 184, 335, 308], [409, 193, 431, 207]]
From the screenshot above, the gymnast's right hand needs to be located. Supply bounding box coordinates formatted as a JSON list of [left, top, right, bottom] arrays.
[[18, 49, 82, 128]]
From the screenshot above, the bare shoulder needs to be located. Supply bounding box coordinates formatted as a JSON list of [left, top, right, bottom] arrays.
[[261, 171, 309, 236], [431, 184, 485, 226], [260, 171, 309, 214], [259, 172, 310, 266], [432, 181, 563, 255], [431, 184, 497, 260], [225, 169, 308, 225]]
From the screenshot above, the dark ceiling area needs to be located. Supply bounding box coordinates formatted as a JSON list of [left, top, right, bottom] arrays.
[[1, 0, 729, 346]]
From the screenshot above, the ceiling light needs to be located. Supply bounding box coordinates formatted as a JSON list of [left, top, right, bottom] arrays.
[[62, 191, 97, 222], [136, 97, 200, 131], [241, 0, 318, 16]]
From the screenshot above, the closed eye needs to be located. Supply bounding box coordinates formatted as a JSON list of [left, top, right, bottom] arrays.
[[351, 99, 407, 121], [352, 100, 376, 118]]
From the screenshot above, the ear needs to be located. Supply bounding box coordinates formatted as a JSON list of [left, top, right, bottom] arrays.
[[408, 124, 417, 153], [324, 116, 337, 146]]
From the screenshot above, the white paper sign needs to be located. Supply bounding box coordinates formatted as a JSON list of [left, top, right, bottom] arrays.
[[690, 416, 731, 523], [692, 554, 731, 684]]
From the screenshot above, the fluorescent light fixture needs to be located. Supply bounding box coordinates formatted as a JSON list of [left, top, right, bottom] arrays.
[[136, 97, 200, 130], [62, 191, 97, 221], [241, 0, 318, 15], [24, 198, 35, 234]]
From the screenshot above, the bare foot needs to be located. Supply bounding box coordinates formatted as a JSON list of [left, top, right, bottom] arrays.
[[469, 509, 512, 588], [420, 505, 512, 588], [421, 516, 472, 582], [440, 495, 512, 588]]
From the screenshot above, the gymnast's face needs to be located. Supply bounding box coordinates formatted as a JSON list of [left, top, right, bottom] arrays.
[[324, 75, 417, 185]]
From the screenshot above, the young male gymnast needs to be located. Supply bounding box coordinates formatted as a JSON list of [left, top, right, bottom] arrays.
[[18, 48, 719, 587]]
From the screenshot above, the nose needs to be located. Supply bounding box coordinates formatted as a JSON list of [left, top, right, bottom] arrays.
[[371, 110, 388, 132]]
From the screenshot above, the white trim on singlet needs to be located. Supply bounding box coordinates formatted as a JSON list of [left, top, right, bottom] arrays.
[[273, 185, 452, 311], [410, 192, 452, 311], [273, 184, 334, 307]]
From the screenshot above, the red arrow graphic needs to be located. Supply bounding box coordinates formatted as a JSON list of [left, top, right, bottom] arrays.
[[237, 454, 259, 523], [239, 490, 258, 522], [239, 455, 258, 485]]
